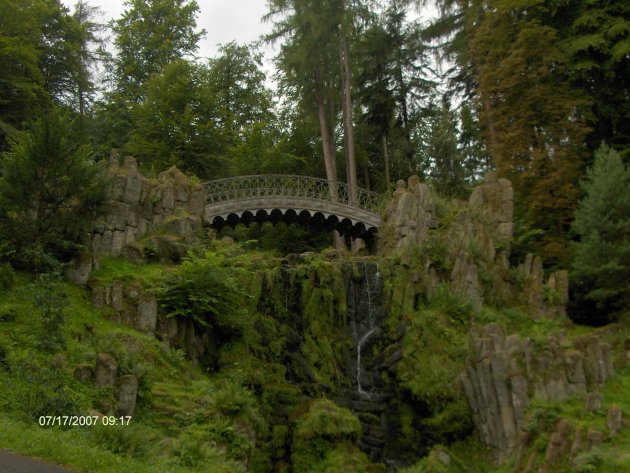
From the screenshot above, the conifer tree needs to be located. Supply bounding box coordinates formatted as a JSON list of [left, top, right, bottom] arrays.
[[571, 144, 630, 318], [0, 107, 108, 268]]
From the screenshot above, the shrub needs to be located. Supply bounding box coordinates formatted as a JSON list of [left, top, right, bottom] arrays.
[[0, 262, 15, 290], [291, 398, 363, 472], [156, 250, 250, 332], [34, 270, 67, 352]]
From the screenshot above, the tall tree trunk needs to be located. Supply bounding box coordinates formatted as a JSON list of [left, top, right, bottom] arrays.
[[395, 62, 414, 174], [315, 67, 344, 250], [315, 67, 338, 199], [339, 27, 358, 204], [382, 134, 390, 191]]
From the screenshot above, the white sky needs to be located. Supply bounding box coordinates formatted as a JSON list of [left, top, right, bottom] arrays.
[[61, 0, 275, 59], [61, 0, 438, 87]]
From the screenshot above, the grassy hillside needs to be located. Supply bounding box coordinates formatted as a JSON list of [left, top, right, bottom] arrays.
[[0, 245, 628, 473]]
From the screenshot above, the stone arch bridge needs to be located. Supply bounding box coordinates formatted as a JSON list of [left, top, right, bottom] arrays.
[[204, 175, 383, 238]]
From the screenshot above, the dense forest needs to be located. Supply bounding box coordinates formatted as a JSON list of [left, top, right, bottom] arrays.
[[2, 0, 629, 305], [0, 0, 629, 472]]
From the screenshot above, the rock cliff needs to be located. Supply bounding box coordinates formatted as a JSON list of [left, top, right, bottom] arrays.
[[66, 152, 206, 284], [461, 324, 614, 458]]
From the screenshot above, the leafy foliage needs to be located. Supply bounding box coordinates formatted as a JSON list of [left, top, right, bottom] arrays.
[[34, 268, 67, 352], [126, 59, 226, 177], [156, 250, 251, 330], [291, 398, 375, 473]]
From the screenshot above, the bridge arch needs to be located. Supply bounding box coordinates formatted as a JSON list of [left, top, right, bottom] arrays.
[[204, 175, 383, 239]]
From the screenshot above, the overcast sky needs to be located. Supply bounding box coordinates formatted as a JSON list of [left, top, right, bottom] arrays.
[[61, 0, 437, 86], [61, 0, 275, 59]]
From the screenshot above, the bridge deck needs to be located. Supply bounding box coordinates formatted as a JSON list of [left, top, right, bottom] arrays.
[[204, 175, 383, 231]]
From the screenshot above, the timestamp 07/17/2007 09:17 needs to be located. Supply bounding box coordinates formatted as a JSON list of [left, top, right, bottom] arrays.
[[38, 415, 132, 427]]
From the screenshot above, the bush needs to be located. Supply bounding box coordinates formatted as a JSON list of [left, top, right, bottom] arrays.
[[156, 250, 250, 332], [291, 399, 364, 472], [0, 344, 7, 366], [0, 262, 15, 290], [7, 355, 88, 419], [34, 270, 67, 352], [91, 423, 159, 459], [0, 307, 17, 322]]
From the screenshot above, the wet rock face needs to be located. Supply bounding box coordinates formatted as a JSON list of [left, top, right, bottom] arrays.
[[256, 260, 398, 464], [461, 324, 614, 456], [89, 152, 204, 260]]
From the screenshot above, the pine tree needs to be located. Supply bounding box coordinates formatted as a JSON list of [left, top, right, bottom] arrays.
[[558, 0, 630, 155], [450, 0, 591, 263], [0, 107, 109, 268], [571, 144, 630, 318]]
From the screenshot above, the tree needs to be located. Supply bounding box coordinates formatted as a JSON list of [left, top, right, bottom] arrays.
[[0, 0, 44, 146], [127, 59, 225, 177], [419, 98, 466, 197], [111, 0, 203, 100], [557, 1, 630, 155], [207, 42, 274, 151], [0, 106, 109, 268], [354, 2, 436, 189], [230, 122, 303, 175], [570, 144, 630, 319], [266, 0, 370, 191], [68, 0, 106, 118], [102, 0, 204, 149], [266, 0, 341, 192]]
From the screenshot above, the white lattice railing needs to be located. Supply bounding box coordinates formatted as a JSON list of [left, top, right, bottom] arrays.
[[204, 175, 383, 214]]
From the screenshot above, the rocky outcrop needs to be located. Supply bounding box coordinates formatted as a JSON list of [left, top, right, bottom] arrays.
[[156, 315, 212, 365], [90, 281, 158, 334], [461, 324, 615, 458], [516, 254, 569, 317], [379, 175, 438, 251], [379, 174, 567, 317], [468, 173, 514, 256], [95, 353, 118, 388], [117, 374, 139, 417], [89, 151, 205, 260]]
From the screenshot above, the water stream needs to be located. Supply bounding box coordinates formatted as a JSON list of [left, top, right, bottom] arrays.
[[356, 262, 380, 398], [357, 327, 376, 398]]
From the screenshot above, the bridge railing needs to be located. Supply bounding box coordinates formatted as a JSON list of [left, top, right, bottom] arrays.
[[204, 174, 383, 214]]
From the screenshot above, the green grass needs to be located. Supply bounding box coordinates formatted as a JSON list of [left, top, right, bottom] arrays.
[[0, 272, 250, 472], [0, 416, 196, 473], [90, 257, 168, 285]]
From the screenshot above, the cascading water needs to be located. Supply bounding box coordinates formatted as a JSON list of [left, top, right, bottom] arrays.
[[357, 327, 376, 398], [355, 262, 380, 398]]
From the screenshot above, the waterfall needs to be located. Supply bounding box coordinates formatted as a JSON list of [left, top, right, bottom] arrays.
[[356, 262, 378, 398], [357, 327, 376, 398]]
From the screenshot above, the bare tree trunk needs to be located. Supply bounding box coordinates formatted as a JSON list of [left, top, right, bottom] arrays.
[[339, 29, 357, 204], [315, 67, 344, 250], [382, 134, 391, 191], [315, 68, 337, 199]]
